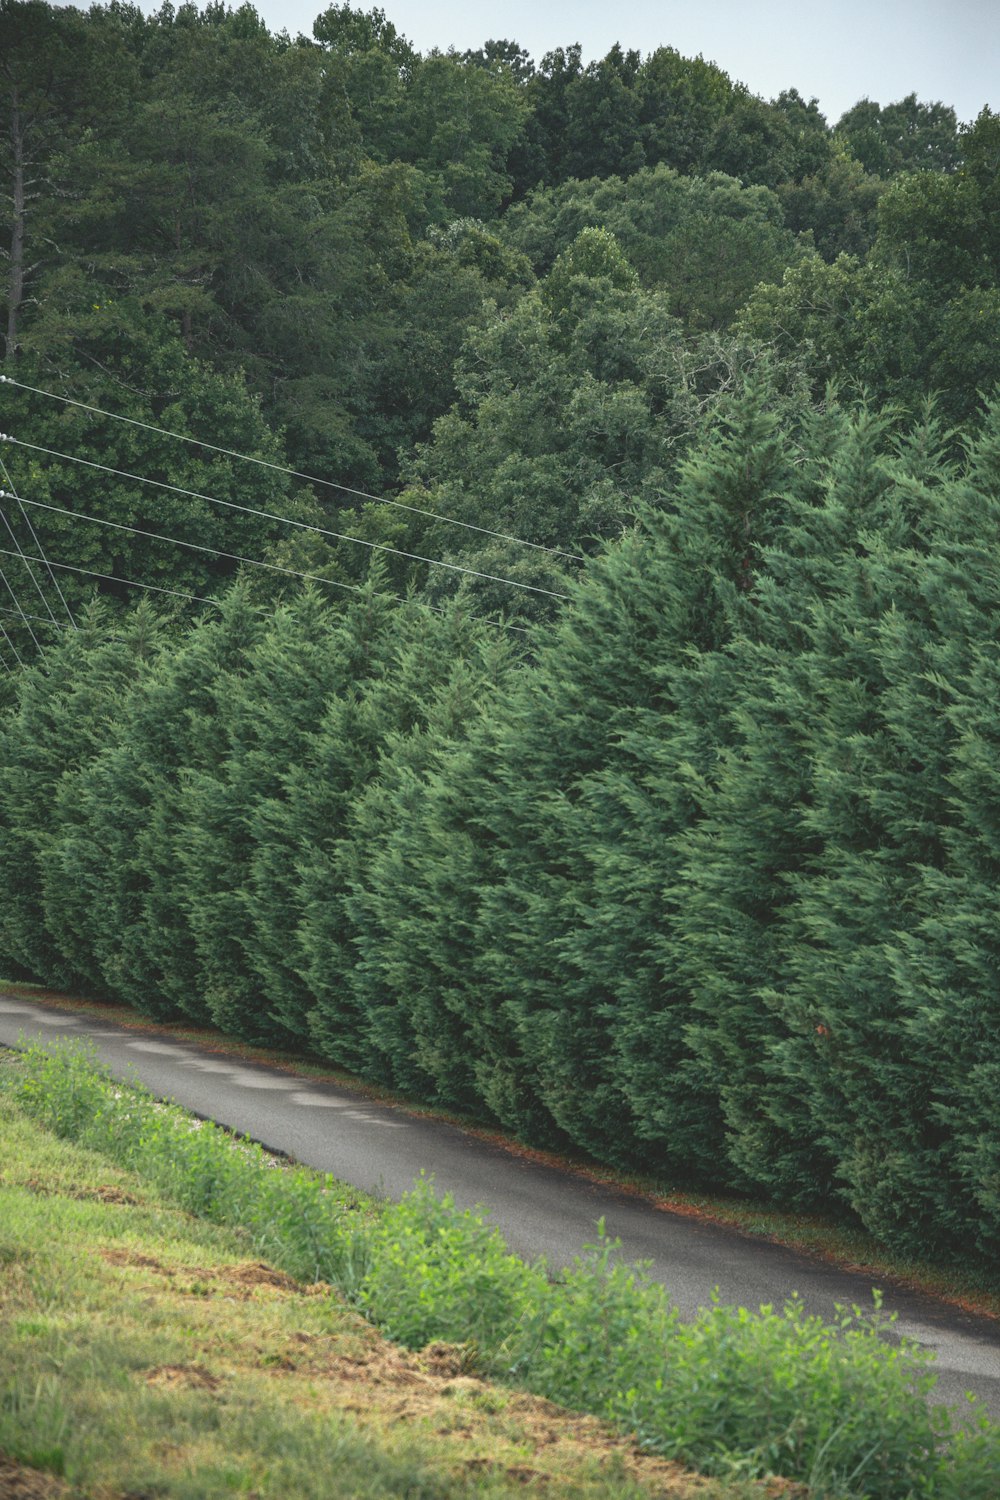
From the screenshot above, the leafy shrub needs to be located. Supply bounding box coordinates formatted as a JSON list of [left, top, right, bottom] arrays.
[[358, 1175, 543, 1358]]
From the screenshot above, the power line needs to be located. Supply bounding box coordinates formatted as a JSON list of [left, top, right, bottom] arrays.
[[0, 374, 586, 564], [0, 493, 61, 629], [7, 498, 374, 606], [0, 619, 21, 669], [0, 436, 570, 603], [0, 562, 41, 654], [0, 603, 72, 630], [0, 454, 77, 629], [0, 523, 531, 637], [0, 544, 224, 610]]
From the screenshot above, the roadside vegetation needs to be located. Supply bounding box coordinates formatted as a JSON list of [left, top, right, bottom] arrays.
[[6, 979, 1000, 1327], [0, 1050, 743, 1500], [3, 1042, 999, 1499], [4, 0, 1000, 1279]]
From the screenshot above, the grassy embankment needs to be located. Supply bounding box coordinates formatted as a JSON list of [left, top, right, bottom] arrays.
[[5, 981, 999, 1324], [0, 1050, 763, 1500], [2, 1040, 999, 1499]]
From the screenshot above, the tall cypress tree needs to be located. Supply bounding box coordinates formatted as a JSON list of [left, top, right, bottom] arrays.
[[123, 585, 266, 1023], [294, 593, 512, 1074], [344, 624, 519, 1105], [40, 603, 169, 999], [262, 584, 401, 1065], [676, 404, 897, 1206], [774, 404, 1000, 1255], [457, 388, 806, 1168], [164, 587, 343, 1043], [0, 600, 159, 989]]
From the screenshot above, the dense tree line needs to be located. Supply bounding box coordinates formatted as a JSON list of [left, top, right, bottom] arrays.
[[2, 2, 1000, 1264], [2, 0, 998, 631], [3, 388, 1000, 1264]]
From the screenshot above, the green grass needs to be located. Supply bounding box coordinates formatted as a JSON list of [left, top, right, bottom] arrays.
[[4, 1040, 1000, 1499], [0, 1060, 754, 1500]]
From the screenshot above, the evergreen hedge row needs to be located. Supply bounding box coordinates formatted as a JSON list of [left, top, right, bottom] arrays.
[[3, 388, 999, 1262]]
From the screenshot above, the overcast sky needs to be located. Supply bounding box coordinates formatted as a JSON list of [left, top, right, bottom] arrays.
[[123, 0, 997, 126]]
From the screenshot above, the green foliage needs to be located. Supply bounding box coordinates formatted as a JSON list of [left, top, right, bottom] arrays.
[[503, 164, 802, 328], [343, 628, 520, 1105], [836, 94, 960, 177], [10, 1044, 1000, 1498], [0, 333, 316, 632], [0, 599, 166, 988], [11, 1040, 364, 1287], [5, 0, 1000, 1290], [359, 1175, 541, 1353], [520, 1251, 960, 1499]]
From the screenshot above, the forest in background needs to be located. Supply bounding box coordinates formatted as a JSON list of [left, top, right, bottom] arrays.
[[3, 0, 1000, 1264]]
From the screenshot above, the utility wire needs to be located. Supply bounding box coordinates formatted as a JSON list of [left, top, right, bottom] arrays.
[[0, 543, 227, 609], [0, 619, 20, 670], [10, 496, 376, 605], [0, 374, 586, 564], [0, 602, 73, 630], [0, 437, 569, 603], [0, 496, 61, 628], [0, 562, 41, 654], [0, 454, 77, 628], [0, 524, 530, 637]]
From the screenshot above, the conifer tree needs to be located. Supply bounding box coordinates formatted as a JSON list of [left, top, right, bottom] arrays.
[[116, 585, 267, 1023], [293, 593, 511, 1074], [344, 624, 519, 1104], [772, 405, 1000, 1253], [40, 603, 169, 997], [0, 600, 160, 988], [453, 388, 806, 1167], [676, 404, 896, 1204], [228, 588, 354, 1041], [261, 583, 400, 1063]]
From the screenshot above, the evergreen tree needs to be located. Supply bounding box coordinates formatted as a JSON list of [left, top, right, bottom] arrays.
[[234, 587, 360, 1040], [260, 583, 400, 1063], [677, 404, 893, 1205], [446, 388, 805, 1166], [773, 405, 1000, 1255], [0, 599, 160, 987], [344, 622, 519, 1104], [125, 584, 266, 1023]]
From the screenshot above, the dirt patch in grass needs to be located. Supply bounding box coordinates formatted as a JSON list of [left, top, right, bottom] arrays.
[[100, 1249, 331, 1302], [23, 1177, 139, 1206], [218, 1261, 314, 1294], [0, 1453, 67, 1499], [101, 1248, 169, 1273], [240, 1319, 806, 1497], [144, 1364, 221, 1393]]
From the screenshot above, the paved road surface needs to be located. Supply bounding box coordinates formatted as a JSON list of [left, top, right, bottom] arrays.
[[2, 992, 999, 1424]]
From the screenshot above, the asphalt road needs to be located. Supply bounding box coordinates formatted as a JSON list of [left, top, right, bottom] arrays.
[[3, 991, 999, 1425]]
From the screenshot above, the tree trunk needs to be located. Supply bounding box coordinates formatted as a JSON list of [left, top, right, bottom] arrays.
[[5, 86, 25, 362]]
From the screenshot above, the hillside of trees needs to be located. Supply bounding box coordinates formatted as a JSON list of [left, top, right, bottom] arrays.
[[2, 0, 1000, 1264]]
